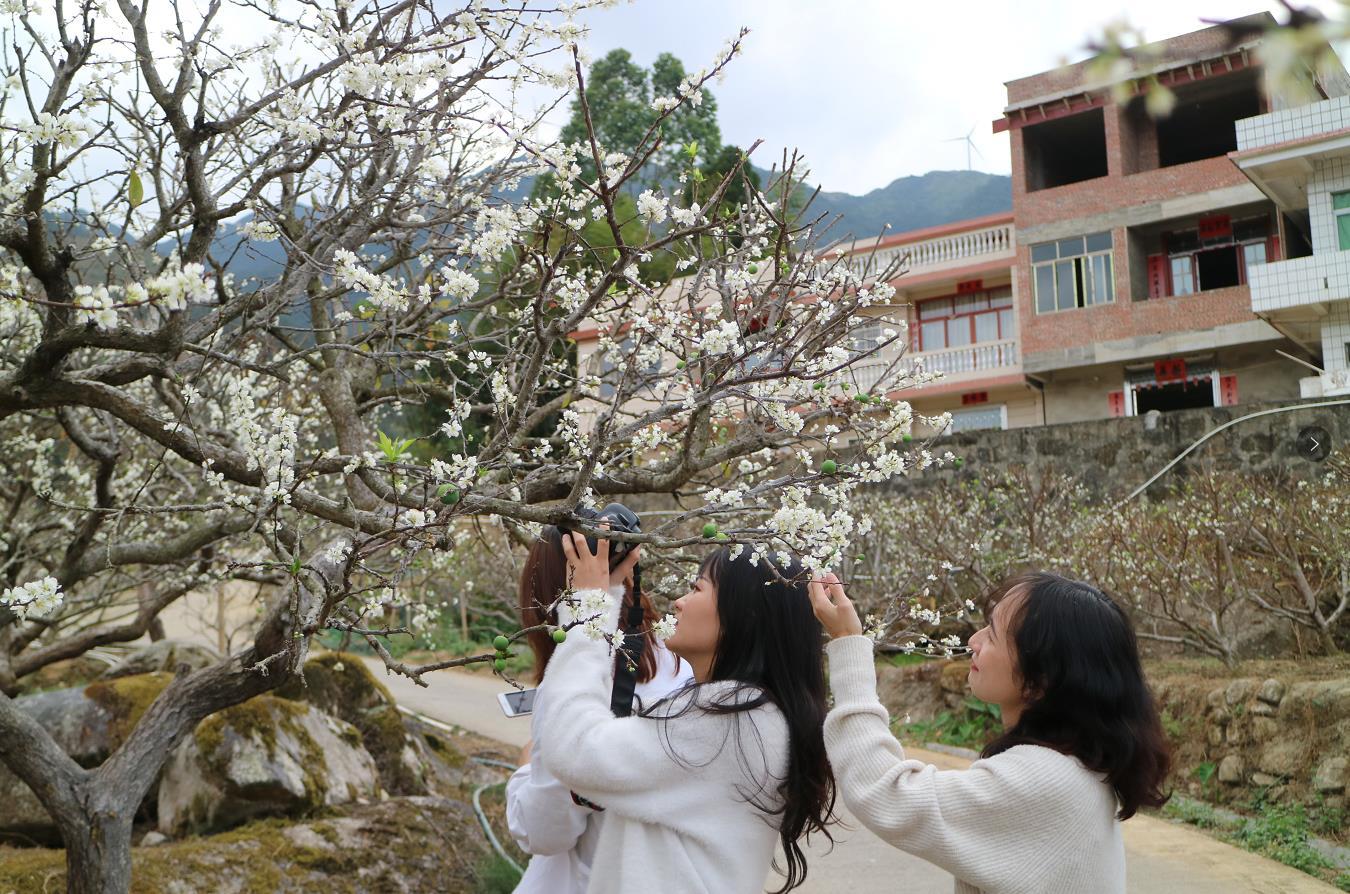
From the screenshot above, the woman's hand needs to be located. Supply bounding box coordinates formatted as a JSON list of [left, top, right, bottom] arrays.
[[610, 544, 640, 591], [807, 572, 864, 639], [561, 529, 610, 593]]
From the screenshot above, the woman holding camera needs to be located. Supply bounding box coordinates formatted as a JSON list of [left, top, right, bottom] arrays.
[[808, 571, 1171, 894], [506, 525, 692, 894], [531, 534, 835, 894]]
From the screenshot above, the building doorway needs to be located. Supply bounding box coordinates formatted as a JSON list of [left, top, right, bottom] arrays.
[[1133, 377, 1216, 414]]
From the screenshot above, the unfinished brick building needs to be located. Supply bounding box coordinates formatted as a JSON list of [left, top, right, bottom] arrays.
[[1000, 12, 1350, 424]]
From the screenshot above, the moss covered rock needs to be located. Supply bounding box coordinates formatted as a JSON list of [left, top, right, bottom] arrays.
[[0, 796, 488, 893], [84, 672, 174, 751], [157, 696, 380, 838], [276, 653, 431, 796], [0, 674, 172, 845], [100, 640, 220, 680]]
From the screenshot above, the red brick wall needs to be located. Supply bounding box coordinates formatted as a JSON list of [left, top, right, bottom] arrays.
[[1009, 88, 1263, 358], [1017, 274, 1255, 358], [1003, 16, 1272, 106], [1012, 126, 1253, 227]]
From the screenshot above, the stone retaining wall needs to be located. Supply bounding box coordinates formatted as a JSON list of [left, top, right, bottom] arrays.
[[869, 397, 1350, 497], [877, 659, 1350, 810]]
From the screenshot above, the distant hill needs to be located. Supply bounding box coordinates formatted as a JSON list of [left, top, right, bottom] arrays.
[[153, 169, 1012, 290], [759, 168, 1013, 245], [509, 167, 1013, 246]]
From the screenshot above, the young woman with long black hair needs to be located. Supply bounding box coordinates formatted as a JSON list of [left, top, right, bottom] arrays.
[[531, 534, 835, 894], [809, 571, 1170, 894], [506, 525, 691, 894]]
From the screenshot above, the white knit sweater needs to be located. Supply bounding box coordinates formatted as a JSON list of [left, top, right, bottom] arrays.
[[824, 636, 1125, 894], [535, 587, 789, 894], [506, 604, 693, 894]]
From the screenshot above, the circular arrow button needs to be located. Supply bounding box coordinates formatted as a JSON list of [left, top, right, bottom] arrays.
[[1296, 425, 1332, 463]]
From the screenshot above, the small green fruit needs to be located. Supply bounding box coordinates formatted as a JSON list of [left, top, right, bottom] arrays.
[[493, 635, 509, 652], [813, 381, 826, 390], [714, 532, 729, 542], [820, 459, 838, 475], [438, 484, 460, 504], [676, 360, 686, 369], [493, 658, 507, 672], [902, 433, 913, 443], [953, 457, 965, 468], [855, 393, 871, 403], [747, 263, 758, 275], [552, 628, 567, 644], [702, 523, 718, 538]]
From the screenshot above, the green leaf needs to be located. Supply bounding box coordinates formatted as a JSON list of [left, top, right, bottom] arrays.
[[684, 141, 699, 160], [128, 170, 143, 208]]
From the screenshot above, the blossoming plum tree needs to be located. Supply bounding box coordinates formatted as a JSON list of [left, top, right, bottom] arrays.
[[0, 0, 959, 889]]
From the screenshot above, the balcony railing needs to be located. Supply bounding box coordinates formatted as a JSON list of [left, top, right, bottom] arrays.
[[849, 338, 1019, 391], [1246, 251, 1350, 314], [842, 221, 1015, 279]]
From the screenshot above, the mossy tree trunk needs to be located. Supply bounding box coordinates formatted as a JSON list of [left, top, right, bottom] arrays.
[[0, 593, 311, 894], [63, 801, 133, 894]]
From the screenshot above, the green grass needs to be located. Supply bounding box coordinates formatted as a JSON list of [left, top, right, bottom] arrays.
[[473, 854, 523, 894], [1164, 794, 1344, 885], [895, 698, 1001, 751], [879, 652, 930, 668], [1230, 802, 1333, 875]]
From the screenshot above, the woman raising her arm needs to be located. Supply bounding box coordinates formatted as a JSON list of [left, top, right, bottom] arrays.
[[531, 534, 835, 894], [809, 571, 1170, 894]]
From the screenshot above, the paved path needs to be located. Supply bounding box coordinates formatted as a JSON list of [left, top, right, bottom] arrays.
[[362, 657, 1337, 893]]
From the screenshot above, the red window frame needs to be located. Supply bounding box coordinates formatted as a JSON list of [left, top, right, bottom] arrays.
[[914, 287, 1014, 352]]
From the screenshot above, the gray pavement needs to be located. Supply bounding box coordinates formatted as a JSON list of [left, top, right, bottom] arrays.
[[362, 657, 1337, 894]]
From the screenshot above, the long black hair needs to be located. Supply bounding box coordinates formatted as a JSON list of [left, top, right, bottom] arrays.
[[648, 546, 835, 892], [518, 525, 662, 685], [981, 572, 1171, 820]]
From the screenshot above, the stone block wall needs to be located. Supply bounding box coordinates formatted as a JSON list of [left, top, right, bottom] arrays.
[[875, 396, 1350, 497]]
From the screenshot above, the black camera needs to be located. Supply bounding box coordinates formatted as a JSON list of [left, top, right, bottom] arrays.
[[558, 503, 641, 569]]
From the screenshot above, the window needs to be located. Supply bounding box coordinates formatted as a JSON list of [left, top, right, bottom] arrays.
[[598, 338, 661, 398], [1153, 70, 1261, 168], [1032, 233, 1114, 313], [914, 287, 1014, 351], [1333, 191, 1350, 250], [1170, 256, 1195, 296], [1022, 109, 1108, 191], [942, 405, 1007, 434], [850, 319, 885, 354], [1151, 215, 1272, 298]]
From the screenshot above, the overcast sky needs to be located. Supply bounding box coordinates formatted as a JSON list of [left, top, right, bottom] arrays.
[[562, 0, 1347, 194]]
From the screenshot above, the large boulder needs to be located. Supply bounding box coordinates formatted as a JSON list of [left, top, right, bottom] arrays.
[[0, 673, 172, 845], [276, 652, 433, 796], [157, 696, 380, 837], [0, 796, 489, 893], [100, 640, 220, 680]]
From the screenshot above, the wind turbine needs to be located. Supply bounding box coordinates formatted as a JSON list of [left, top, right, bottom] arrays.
[[945, 126, 984, 171]]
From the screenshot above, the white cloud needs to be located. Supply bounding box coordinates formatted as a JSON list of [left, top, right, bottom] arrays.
[[571, 0, 1348, 193]]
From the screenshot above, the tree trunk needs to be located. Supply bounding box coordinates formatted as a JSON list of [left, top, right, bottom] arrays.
[[1318, 624, 1340, 656], [62, 798, 133, 894]]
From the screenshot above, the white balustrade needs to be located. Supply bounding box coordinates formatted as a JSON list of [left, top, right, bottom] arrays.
[[844, 222, 1015, 279], [849, 339, 1019, 391]]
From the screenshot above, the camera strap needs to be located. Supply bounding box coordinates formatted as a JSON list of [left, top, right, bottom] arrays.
[[608, 563, 645, 718]]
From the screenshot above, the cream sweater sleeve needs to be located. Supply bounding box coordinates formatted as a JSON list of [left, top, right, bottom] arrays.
[[824, 636, 1108, 894], [534, 587, 710, 810]]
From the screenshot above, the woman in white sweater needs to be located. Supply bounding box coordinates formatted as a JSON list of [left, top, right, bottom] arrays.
[[506, 525, 692, 894], [808, 571, 1171, 894], [532, 534, 836, 894]]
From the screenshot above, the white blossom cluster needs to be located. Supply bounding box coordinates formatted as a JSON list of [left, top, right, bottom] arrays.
[[1, 577, 62, 621]]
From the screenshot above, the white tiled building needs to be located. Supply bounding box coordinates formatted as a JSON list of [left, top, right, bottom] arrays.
[[1236, 94, 1350, 396]]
